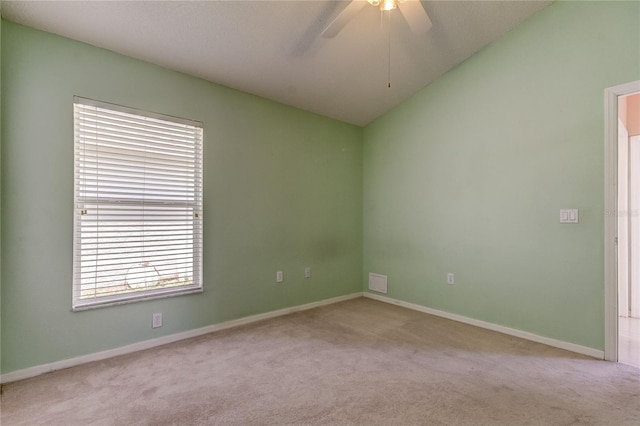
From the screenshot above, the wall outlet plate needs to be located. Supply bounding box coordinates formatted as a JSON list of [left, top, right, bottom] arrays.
[[447, 273, 455, 285], [304, 267, 311, 278], [152, 312, 162, 328], [276, 271, 284, 283]]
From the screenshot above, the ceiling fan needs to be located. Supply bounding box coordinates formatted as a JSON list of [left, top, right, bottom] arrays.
[[321, 0, 433, 39]]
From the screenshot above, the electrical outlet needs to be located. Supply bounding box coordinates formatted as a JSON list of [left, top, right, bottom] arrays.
[[152, 312, 163, 328], [447, 273, 455, 285], [276, 271, 284, 283], [304, 267, 311, 278]]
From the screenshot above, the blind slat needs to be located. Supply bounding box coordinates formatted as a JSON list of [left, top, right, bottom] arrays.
[[76, 103, 200, 134], [80, 258, 196, 273], [77, 134, 198, 157], [77, 116, 199, 142], [77, 145, 197, 167]]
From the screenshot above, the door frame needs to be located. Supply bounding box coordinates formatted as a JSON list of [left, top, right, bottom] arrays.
[[604, 80, 640, 362]]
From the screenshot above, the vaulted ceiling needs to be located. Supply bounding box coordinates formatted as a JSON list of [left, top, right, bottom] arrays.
[[1, 1, 551, 126]]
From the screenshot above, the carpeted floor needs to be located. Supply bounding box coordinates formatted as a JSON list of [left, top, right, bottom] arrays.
[[1, 297, 639, 425]]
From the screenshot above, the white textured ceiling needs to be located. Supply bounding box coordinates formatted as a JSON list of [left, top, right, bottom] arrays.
[[1, 1, 551, 126]]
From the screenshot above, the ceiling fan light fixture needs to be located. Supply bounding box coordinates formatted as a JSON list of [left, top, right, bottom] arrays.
[[368, 0, 397, 11], [381, 0, 398, 11]]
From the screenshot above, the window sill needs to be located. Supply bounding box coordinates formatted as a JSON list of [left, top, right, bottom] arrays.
[[72, 286, 203, 312]]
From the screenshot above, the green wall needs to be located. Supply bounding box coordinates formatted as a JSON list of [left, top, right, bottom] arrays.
[[363, 1, 640, 350], [2, 0, 639, 376], [0, 21, 363, 374]]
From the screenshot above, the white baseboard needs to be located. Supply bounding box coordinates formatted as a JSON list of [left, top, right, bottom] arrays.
[[0, 292, 363, 384], [2, 291, 605, 384], [363, 292, 605, 360]]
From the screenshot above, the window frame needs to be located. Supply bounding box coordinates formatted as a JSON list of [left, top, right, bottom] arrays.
[[72, 97, 203, 311]]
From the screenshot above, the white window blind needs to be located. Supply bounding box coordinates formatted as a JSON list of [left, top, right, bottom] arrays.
[[73, 97, 203, 310]]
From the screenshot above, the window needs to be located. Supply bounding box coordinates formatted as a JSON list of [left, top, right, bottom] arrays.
[[73, 97, 203, 310]]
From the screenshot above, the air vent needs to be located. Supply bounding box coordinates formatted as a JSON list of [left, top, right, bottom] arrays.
[[368, 273, 388, 294]]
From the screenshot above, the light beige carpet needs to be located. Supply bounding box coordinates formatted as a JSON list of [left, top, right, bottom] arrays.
[[1, 298, 639, 425]]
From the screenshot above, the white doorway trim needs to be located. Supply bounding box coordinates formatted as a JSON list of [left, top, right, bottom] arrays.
[[604, 80, 640, 362]]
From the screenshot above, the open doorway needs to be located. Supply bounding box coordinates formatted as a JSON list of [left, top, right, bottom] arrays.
[[617, 92, 640, 367], [604, 80, 640, 365]]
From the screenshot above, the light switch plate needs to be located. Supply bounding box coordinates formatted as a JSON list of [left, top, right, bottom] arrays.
[[560, 209, 579, 224]]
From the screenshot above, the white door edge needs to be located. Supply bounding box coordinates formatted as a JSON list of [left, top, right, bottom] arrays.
[[604, 80, 640, 362]]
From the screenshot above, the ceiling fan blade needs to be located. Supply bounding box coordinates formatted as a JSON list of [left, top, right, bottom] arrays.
[[321, 0, 368, 39], [398, 1, 432, 35]]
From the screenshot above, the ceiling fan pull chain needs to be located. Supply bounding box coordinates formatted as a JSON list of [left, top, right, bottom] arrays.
[[388, 10, 392, 88]]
